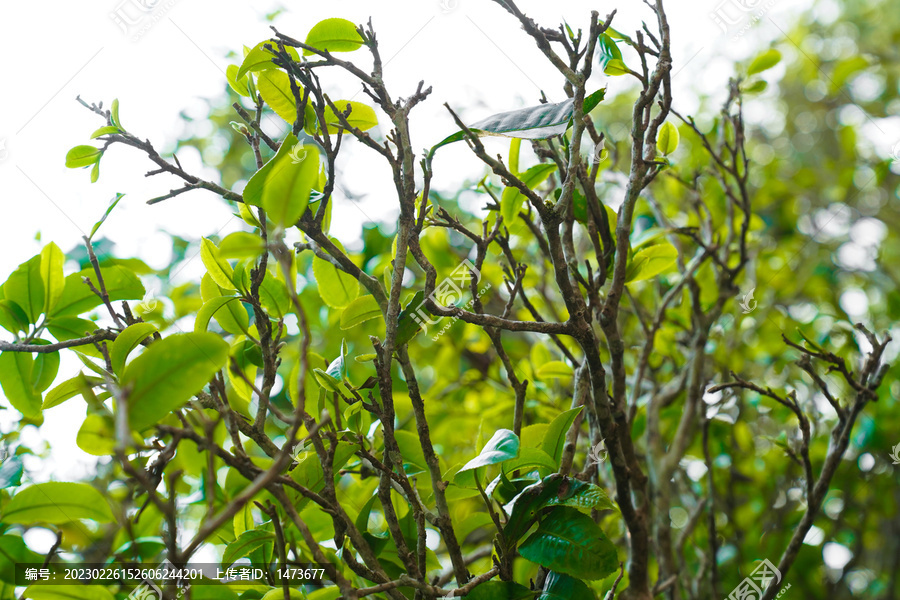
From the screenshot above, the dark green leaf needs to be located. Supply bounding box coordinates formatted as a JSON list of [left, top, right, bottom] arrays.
[[518, 507, 618, 580], [538, 572, 597, 600]]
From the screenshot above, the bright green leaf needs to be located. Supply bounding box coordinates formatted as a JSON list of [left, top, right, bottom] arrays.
[[340, 295, 382, 329], [747, 48, 782, 76], [65, 145, 102, 168], [303, 18, 364, 56], [656, 121, 680, 156], [2, 482, 113, 524], [110, 322, 158, 374], [121, 333, 229, 431]]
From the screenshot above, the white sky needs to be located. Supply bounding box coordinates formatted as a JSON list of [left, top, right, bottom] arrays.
[[0, 0, 840, 480]]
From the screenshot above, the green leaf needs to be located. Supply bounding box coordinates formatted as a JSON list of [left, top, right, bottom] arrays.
[[40, 243, 65, 315], [393, 430, 429, 474], [42, 372, 101, 410], [535, 360, 573, 380], [237, 39, 300, 80], [2, 482, 113, 524], [24, 585, 115, 600], [312, 368, 342, 393], [303, 18, 364, 56], [323, 100, 378, 132], [110, 98, 122, 129], [603, 58, 629, 76], [340, 295, 382, 329], [518, 507, 618, 580], [504, 475, 616, 542], [742, 79, 768, 94], [459, 429, 519, 473], [109, 322, 158, 374], [258, 69, 300, 124], [656, 121, 680, 156], [0, 300, 29, 334], [201, 237, 237, 290], [218, 231, 266, 260], [51, 266, 144, 317], [195, 296, 249, 336], [244, 134, 302, 207], [541, 407, 583, 467], [502, 447, 557, 476], [747, 48, 782, 76], [0, 352, 41, 418], [222, 530, 275, 568], [538, 572, 597, 600], [289, 441, 356, 510], [598, 33, 627, 76], [0, 457, 24, 489], [430, 89, 606, 155], [65, 145, 102, 168], [226, 64, 252, 97], [625, 243, 678, 283], [3, 255, 43, 323], [121, 332, 229, 431], [0, 535, 41, 583], [263, 143, 320, 229], [258, 276, 290, 318], [501, 163, 557, 224], [90, 161, 100, 183], [312, 238, 359, 308], [466, 581, 536, 600], [45, 316, 96, 343], [89, 125, 120, 139], [509, 138, 521, 174], [395, 291, 428, 346], [30, 343, 59, 393], [76, 413, 116, 456], [89, 193, 125, 240]]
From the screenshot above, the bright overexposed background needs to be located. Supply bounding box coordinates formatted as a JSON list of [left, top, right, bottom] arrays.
[[1, 0, 876, 484]]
